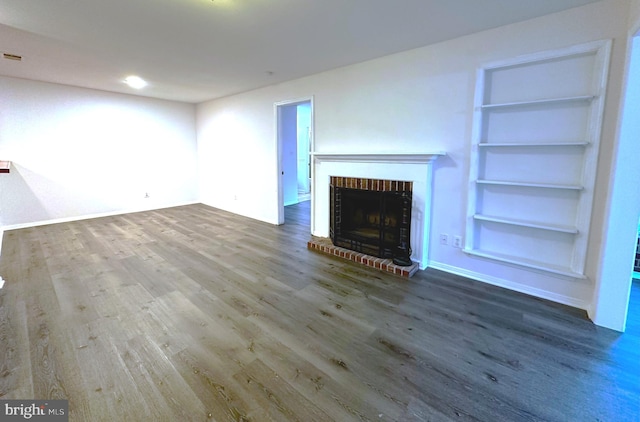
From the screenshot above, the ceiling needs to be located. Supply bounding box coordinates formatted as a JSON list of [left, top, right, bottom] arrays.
[[0, 0, 602, 104]]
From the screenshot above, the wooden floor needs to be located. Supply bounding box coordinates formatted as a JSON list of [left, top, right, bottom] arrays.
[[0, 202, 638, 421]]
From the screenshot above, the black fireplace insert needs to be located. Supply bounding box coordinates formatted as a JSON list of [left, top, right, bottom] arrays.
[[330, 183, 412, 266]]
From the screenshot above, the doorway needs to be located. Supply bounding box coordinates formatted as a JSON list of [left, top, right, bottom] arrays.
[[276, 97, 314, 226]]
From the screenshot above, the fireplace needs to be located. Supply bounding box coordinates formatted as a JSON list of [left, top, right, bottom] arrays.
[[330, 177, 413, 266], [308, 152, 445, 271]]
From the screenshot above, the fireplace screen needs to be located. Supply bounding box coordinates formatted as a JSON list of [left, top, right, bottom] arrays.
[[330, 177, 412, 266]]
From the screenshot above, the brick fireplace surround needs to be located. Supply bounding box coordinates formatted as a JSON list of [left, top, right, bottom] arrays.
[[308, 176, 418, 277], [308, 237, 419, 277]]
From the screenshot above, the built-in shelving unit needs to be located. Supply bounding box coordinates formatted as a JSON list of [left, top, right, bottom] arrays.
[[465, 40, 611, 278]]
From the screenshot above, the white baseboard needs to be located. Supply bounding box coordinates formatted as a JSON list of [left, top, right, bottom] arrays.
[[1, 201, 199, 232], [428, 261, 589, 311]]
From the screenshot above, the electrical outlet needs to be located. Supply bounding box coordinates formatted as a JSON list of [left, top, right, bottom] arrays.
[[453, 236, 462, 248], [440, 233, 449, 245]]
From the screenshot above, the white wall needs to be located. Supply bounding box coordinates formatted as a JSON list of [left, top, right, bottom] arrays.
[[632, 0, 640, 23], [197, 91, 282, 223], [196, 0, 633, 319], [0, 77, 198, 228]]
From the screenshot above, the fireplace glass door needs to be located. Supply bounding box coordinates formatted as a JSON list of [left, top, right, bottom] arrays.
[[331, 186, 412, 263]]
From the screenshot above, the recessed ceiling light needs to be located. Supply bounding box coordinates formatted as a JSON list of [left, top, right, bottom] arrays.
[[124, 75, 147, 89]]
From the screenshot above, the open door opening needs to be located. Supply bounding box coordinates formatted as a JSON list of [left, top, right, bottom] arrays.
[[276, 97, 313, 227]]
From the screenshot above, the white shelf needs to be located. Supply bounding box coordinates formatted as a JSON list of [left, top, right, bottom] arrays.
[[481, 95, 595, 109], [464, 249, 586, 279], [473, 214, 578, 234], [478, 142, 589, 147], [476, 179, 584, 190]]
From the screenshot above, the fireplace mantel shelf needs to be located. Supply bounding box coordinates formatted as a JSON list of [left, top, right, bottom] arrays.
[[312, 152, 445, 164]]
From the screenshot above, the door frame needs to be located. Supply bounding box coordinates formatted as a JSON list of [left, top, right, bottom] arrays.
[[591, 24, 640, 331], [275, 96, 315, 225]]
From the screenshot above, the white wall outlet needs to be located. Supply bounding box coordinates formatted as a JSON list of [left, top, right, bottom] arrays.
[[453, 236, 462, 248], [440, 233, 449, 245]]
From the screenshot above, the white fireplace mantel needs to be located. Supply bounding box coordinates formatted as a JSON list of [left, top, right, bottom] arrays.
[[311, 151, 446, 270], [311, 152, 445, 164]]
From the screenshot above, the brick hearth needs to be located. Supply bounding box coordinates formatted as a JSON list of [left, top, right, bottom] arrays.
[[307, 237, 419, 278]]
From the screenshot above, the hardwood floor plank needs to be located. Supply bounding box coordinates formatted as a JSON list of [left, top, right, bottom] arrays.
[[121, 334, 207, 421], [169, 347, 256, 421], [69, 319, 153, 421], [0, 290, 33, 399], [251, 332, 395, 422], [51, 273, 101, 325], [246, 308, 408, 420], [233, 358, 334, 422]]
